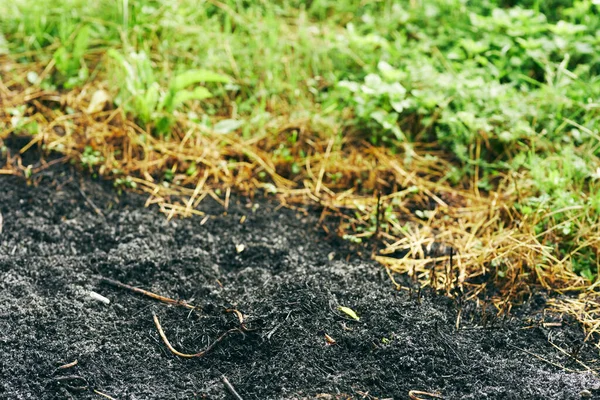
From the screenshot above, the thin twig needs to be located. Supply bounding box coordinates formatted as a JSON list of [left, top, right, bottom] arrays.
[[374, 190, 382, 248], [221, 375, 244, 400], [226, 308, 252, 331], [57, 360, 78, 370], [315, 136, 334, 196], [93, 389, 118, 400], [101, 277, 196, 310], [409, 390, 443, 400], [547, 340, 596, 375], [153, 313, 237, 358], [508, 344, 578, 373], [77, 183, 105, 219], [455, 307, 462, 331]]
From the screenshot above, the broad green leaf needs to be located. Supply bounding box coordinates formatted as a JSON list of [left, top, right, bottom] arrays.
[[73, 25, 91, 60], [377, 60, 394, 73], [338, 306, 360, 321], [364, 73, 383, 89], [132, 52, 155, 89], [133, 97, 151, 123], [213, 119, 245, 134], [155, 116, 173, 134], [171, 69, 230, 91], [107, 48, 126, 64], [144, 82, 161, 114], [172, 87, 213, 108], [53, 47, 69, 74], [337, 80, 360, 92], [107, 49, 136, 93], [0, 34, 9, 55]]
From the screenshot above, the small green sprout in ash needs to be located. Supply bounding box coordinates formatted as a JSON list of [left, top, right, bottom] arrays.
[[338, 306, 360, 321], [114, 176, 137, 195], [80, 146, 104, 170]]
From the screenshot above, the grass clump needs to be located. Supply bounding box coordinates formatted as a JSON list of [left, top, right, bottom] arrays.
[[1, 0, 600, 334]]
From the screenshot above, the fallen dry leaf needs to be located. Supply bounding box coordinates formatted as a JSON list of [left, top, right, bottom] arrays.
[[86, 89, 111, 114]]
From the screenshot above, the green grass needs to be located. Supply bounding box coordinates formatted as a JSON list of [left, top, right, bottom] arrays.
[[1, 0, 599, 295]]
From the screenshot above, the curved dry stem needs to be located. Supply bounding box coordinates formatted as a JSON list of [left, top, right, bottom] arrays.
[[408, 390, 444, 400], [153, 313, 236, 358]]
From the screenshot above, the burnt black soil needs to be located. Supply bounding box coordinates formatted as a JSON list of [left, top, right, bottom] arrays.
[[1, 163, 600, 400]]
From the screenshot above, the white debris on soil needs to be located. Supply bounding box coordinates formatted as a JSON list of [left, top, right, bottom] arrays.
[[89, 291, 110, 305]]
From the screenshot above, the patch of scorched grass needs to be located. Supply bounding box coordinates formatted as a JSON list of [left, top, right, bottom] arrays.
[[1, 0, 600, 338]]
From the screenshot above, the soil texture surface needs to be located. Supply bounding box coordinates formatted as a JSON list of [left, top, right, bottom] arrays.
[[1, 162, 600, 400]]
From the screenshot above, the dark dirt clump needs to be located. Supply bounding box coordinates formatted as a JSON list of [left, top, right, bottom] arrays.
[[1, 163, 600, 400]]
